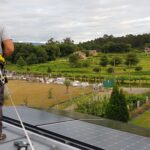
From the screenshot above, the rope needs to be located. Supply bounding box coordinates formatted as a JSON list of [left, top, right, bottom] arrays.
[[5, 85, 35, 150]]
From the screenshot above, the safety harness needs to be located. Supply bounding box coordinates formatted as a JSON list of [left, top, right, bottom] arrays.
[[0, 54, 7, 86]]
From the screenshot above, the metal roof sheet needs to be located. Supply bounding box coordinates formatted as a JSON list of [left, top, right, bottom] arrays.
[[0, 123, 79, 150]]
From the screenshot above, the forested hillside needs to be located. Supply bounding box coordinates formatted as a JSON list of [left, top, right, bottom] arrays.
[[7, 33, 150, 65]]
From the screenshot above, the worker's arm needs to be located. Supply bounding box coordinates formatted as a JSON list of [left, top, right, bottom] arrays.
[[1, 26, 14, 57], [2, 39, 14, 56]]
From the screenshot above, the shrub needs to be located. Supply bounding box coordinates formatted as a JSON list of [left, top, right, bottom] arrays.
[[76, 95, 109, 117], [64, 79, 71, 93], [135, 66, 143, 71], [26, 67, 30, 72], [125, 53, 139, 66], [110, 56, 122, 66], [48, 88, 53, 99], [107, 67, 114, 73], [100, 55, 109, 67], [82, 61, 90, 67], [47, 67, 52, 73], [93, 67, 101, 73], [69, 54, 80, 66]]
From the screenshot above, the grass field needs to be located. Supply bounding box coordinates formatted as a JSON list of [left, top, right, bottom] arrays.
[[4, 80, 92, 109], [130, 110, 150, 129], [6, 53, 150, 78]]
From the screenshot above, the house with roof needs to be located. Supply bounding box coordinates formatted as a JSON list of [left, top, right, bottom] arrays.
[[145, 47, 150, 55], [73, 51, 86, 60], [88, 50, 98, 56]]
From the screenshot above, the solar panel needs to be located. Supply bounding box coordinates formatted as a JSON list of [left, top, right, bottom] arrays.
[[1, 123, 79, 150], [39, 120, 150, 150], [3, 106, 73, 126], [3, 106, 150, 150]]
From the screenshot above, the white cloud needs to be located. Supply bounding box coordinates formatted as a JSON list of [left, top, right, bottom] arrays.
[[121, 17, 150, 24], [0, 0, 150, 43]]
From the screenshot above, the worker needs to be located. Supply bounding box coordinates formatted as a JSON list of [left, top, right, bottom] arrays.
[[0, 24, 14, 140]]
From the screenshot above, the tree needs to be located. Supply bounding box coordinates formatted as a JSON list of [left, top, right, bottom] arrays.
[[16, 56, 26, 68], [63, 37, 74, 44], [145, 43, 150, 47], [26, 53, 38, 65], [36, 46, 48, 63], [45, 44, 60, 61], [69, 54, 80, 67], [100, 55, 109, 67], [60, 38, 77, 56], [105, 86, 129, 122], [102, 42, 131, 53], [110, 57, 122, 66], [125, 53, 139, 66], [64, 79, 71, 93], [13, 43, 36, 63], [107, 67, 114, 73]]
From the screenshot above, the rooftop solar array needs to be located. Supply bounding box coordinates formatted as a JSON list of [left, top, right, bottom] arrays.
[[1, 123, 79, 150], [3, 106, 150, 150], [40, 120, 150, 150], [3, 106, 73, 126]]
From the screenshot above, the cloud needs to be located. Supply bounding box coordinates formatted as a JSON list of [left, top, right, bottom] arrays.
[[121, 17, 150, 24], [0, 0, 150, 43]]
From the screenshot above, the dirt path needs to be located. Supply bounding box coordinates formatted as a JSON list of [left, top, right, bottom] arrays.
[[122, 87, 150, 94]]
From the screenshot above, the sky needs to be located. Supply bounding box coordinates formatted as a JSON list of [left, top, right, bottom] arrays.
[[0, 0, 150, 43]]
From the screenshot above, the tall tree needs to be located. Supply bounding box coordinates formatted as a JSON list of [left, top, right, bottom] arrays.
[[100, 55, 109, 67], [45, 44, 60, 61], [26, 53, 38, 65], [60, 38, 77, 56], [16, 56, 26, 68], [125, 53, 139, 66], [105, 86, 129, 122], [110, 56, 122, 66], [69, 53, 80, 67], [36, 46, 48, 63]]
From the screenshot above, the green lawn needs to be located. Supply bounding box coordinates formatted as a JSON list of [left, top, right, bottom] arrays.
[[130, 110, 150, 129]]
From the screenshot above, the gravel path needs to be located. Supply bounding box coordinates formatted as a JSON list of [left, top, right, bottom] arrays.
[[122, 87, 150, 94]]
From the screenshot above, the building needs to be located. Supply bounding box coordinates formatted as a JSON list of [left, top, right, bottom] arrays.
[[144, 47, 150, 55], [89, 50, 98, 56], [73, 51, 86, 60]]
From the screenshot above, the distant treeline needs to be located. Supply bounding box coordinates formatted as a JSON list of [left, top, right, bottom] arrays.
[[7, 33, 150, 65], [78, 33, 150, 51]]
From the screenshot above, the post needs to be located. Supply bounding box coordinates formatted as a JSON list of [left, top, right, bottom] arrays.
[[146, 96, 149, 104], [137, 101, 140, 108], [129, 61, 132, 91]]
